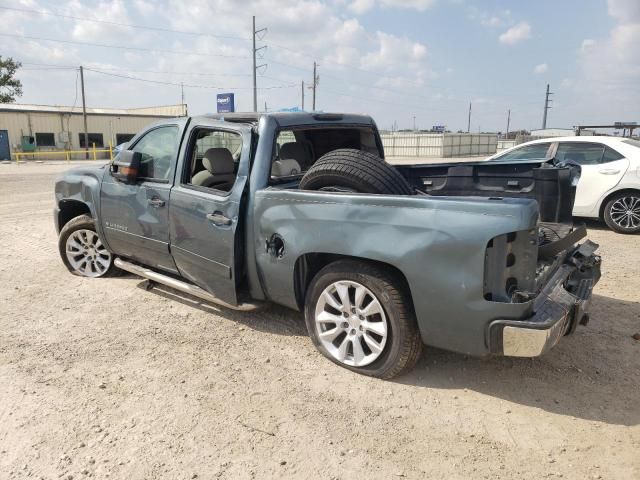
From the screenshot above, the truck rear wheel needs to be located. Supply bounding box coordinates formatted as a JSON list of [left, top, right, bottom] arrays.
[[299, 148, 414, 195], [58, 214, 117, 278], [304, 260, 422, 379]]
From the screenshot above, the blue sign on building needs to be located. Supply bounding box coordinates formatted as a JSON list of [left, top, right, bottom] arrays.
[[217, 93, 235, 113], [432, 125, 446, 133]]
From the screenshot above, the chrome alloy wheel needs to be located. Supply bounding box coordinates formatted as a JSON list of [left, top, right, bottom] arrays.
[[314, 280, 388, 367], [610, 195, 640, 230], [65, 229, 112, 277]]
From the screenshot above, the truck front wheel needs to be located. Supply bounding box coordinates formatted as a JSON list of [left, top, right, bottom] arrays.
[[304, 260, 423, 379], [58, 214, 116, 278]]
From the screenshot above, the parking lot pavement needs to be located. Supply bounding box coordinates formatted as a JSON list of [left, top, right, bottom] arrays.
[[1, 162, 639, 479]]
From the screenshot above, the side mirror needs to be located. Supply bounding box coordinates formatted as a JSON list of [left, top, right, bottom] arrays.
[[111, 150, 142, 184]]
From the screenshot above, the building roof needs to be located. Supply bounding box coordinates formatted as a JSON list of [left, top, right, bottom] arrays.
[[0, 103, 185, 117]]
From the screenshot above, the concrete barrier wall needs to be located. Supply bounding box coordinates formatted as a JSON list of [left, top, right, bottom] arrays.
[[381, 133, 498, 157]]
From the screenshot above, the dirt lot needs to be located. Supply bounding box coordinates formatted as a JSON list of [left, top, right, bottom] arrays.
[[1, 162, 639, 480]]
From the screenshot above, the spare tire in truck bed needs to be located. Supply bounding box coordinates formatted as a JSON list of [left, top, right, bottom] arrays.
[[299, 148, 414, 195]]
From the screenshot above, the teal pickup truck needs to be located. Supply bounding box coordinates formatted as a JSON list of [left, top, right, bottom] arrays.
[[54, 112, 601, 379]]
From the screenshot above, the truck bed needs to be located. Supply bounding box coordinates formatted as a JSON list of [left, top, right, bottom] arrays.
[[396, 159, 579, 224]]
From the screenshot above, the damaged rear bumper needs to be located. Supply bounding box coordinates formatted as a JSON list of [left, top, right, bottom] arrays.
[[488, 240, 601, 357]]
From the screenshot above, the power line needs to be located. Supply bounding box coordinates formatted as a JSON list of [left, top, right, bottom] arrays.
[[83, 67, 295, 90], [0, 32, 249, 58], [0, 5, 250, 42], [7, 7, 554, 108], [20, 62, 255, 78], [2, 4, 410, 81]]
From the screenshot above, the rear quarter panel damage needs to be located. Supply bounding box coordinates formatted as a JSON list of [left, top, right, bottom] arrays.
[[253, 189, 539, 356]]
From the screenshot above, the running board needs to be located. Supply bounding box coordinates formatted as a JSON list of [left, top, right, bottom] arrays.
[[114, 258, 260, 312]]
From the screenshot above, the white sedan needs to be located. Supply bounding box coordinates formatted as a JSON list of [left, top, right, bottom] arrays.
[[487, 136, 640, 234]]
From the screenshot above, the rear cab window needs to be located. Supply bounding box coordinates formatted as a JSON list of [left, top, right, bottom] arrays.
[[269, 126, 381, 183]]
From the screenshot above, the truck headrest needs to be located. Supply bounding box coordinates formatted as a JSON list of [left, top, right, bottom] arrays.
[[271, 159, 301, 177], [203, 148, 234, 174], [279, 142, 309, 166]]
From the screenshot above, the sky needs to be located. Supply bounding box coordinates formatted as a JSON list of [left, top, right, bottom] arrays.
[[2, 0, 639, 132]]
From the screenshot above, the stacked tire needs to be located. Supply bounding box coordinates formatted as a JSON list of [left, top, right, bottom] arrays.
[[299, 149, 413, 195]]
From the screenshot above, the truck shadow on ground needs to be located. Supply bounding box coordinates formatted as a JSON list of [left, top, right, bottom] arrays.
[[397, 293, 640, 427], [136, 281, 308, 337], [137, 280, 638, 426]]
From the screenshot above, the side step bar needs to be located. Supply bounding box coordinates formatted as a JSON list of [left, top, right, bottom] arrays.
[[114, 258, 260, 312]]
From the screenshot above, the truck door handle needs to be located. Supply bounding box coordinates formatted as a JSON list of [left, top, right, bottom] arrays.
[[598, 168, 620, 175], [148, 197, 165, 207], [206, 212, 232, 226]]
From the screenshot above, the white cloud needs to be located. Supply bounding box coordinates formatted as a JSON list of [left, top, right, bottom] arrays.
[[573, 0, 640, 120], [607, 0, 640, 23], [533, 63, 548, 74], [361, 31, 427, 71], [133, 0, 156, 15], [581, 38, 596, 52], [469, 8, 512, 28], [499, 22, 531, 45], [379, 0, 436, 10], [349, 0, 436, 14], [349, 0, 375, 14], [560, 78, 574, 88]]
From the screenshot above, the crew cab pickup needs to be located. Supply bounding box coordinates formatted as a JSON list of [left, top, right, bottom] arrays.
[[54, 112, 601, 378]]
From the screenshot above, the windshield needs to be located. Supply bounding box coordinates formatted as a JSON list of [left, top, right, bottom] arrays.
[[622, 139, 640, 148]]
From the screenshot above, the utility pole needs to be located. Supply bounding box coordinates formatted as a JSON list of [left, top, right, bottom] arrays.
[[467, 102, 472, 133], [79, 65, 88, 159], [506, 109, 511, 138], [252, 16, 267, 112], [180, 82, 186, 116], [413, 116, 416, 131], [301, 80, 304, 110], [542, 83, 553, 129], [312, 61, 318, 111]]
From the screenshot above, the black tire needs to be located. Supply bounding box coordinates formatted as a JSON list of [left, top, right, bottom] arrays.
[[58, 214, 118, 277], [304, 260, 423, 379], [299, 148, 414, 195], [603, 191, 640, 234]]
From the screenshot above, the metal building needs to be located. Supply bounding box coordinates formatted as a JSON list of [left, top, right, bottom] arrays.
[[0, 103, 186, 160]]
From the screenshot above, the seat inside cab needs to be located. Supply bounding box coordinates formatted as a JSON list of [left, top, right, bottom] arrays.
[[269, 126, 381, 183], [186, 129, 242, 193]]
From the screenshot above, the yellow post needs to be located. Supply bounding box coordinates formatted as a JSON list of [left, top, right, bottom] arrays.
[[109, 141, 113, 161], [92, 143, 97, 161]]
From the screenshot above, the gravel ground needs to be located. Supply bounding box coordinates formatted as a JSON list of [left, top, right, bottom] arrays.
[[1, 162, 639, 480]]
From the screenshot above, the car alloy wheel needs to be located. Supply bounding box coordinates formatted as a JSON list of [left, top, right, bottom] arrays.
[[314, 280, 388, 367], [609, 195, 640, 230], [65, 228, 112, 277]]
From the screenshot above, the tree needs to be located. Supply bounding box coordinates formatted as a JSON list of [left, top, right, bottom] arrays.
[[0, 56, 23, 103]]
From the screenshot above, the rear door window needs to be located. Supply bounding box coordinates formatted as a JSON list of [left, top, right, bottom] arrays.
[[602, 146, 625, 162], [555, 142, 605, 165]]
